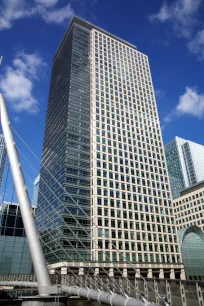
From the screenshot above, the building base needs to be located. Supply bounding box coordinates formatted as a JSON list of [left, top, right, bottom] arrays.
[[20, 295, 67, 306], [48, 261, 185, 280]]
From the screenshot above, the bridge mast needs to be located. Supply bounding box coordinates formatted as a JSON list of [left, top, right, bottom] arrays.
[[0, 93, 52, 295]]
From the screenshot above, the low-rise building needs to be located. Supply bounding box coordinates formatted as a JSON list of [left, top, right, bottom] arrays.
[[173, 181, 204, 231], [173, 181, 204, 279], [0, 201, 33, 275]]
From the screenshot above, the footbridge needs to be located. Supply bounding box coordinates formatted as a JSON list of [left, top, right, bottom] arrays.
[[0, 92, 161, 305], [0, 91, 203, 306]]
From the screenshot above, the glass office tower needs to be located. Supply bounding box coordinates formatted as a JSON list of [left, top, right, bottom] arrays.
[[165, 136, 204, 199], [32, 175, 40, 208], [37, 17, 91, 263], [37, 17, 183, 277]]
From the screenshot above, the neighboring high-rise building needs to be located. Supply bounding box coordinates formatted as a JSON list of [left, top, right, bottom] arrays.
[[37, 16, 184, 278], [32, 175, 40, 208], [0, 133, 6, 188], [0, 201, 33, 274], [173, 181, 204, 279], [165, 136, 204, 199]]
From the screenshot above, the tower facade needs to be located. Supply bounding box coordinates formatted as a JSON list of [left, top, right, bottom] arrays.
[[37, 17, 183, 276], [37, 17, 91, 263], [165, 136, 204, 199]]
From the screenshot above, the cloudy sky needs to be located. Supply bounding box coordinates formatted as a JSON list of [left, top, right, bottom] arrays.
[[0, 0, 204, 200]]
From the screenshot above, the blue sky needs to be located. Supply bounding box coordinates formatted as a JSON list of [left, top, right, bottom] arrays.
[[0, 0, 204, 201]]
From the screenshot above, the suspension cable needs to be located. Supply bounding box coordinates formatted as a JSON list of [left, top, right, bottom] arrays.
[[37, 232, 96, 290], [17, 145, 134, 296], [23, 166, 127, 296], [12, 125, 166, 303], [8, 184, 16, 273]]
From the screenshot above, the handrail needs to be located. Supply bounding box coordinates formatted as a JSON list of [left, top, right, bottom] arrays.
[[0, 281, 157, 306]]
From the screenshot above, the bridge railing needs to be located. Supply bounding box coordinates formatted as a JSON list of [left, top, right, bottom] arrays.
[[0, 274, 60, 284], [1, 274, 204, 306]]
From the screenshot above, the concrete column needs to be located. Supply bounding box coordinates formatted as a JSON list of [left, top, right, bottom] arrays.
[[94, 268, 99, 276], [147, 268, 153, 278], [154, 279, 160, 305], [61, 267, 67, 275], [159, 269, 164, 279], [170, 268, 175, 280], [135, 269, 140, 278], [180, 281, 187, 306], [109, 268, 114, 277], [123, 268, 127, 278], [78, 267, 84, 276], [180, 268, 186, 280], [196, 283, 204, 306], [166, 280, 172, 306]]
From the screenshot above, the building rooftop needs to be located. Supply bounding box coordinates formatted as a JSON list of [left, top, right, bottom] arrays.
[[180, 180, 204, 197], [165, 136, 204, 148], [54, 16, 137, 60]]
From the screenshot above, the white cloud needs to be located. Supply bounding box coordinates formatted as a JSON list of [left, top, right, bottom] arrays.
[[0, 52, 46, 114], [0, 0, 35, 30], [13, 51, 46, 79], [0, 0, 74, 30], [14, 116, 21, 123], [152, 39, 170, 48], [150, 2, 171, 22], [163, 111, 176, 123], [34, 0, 58, 7], [0, 69, 38, 114], [150, 0, 202, 38], [188, 29, 204, 60], [37, 3, 74, 24], [163, 87, 204, 124], [155, 89, 165, 99], [176, 87, 204, 118]]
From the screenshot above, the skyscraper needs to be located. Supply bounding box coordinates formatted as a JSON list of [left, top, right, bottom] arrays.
[[32, 175, 40, 208], [165, 136, 204, 199], [0, 133, 6, 188], [37, 17, 183, 278]]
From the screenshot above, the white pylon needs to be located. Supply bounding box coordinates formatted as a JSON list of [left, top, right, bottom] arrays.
[[0, 93, 51, 295]]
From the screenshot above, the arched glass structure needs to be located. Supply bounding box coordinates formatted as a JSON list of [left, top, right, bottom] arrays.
[[178, 226, 204, 279]]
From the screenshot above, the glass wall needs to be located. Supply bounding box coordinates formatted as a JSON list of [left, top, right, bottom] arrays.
[[0, 202, 33, 275], [178, 226, 204, 279], [165, 139, 185, 199], [37, 22, 91, 263]]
